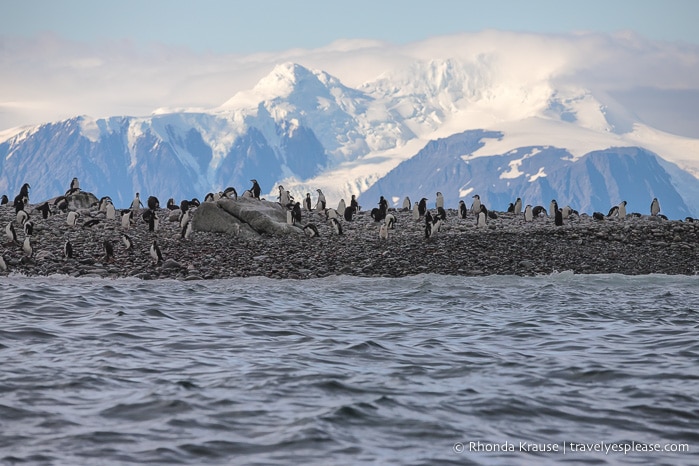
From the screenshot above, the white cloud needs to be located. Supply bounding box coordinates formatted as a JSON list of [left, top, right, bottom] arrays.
[[1, 30, 698, 135]]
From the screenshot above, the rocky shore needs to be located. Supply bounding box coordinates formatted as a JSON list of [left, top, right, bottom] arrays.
[[1, 194, 697, 280]]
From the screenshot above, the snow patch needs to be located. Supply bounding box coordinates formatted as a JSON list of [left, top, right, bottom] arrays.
[[528, 167, 547, 182]]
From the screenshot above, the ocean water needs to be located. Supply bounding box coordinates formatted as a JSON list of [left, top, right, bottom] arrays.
[[0, 273, 697, 466]]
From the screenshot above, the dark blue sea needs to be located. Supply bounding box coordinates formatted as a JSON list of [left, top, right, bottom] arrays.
[[1, 273, 697, 465]]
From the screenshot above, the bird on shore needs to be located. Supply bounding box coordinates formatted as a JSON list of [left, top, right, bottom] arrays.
[[303, 224, 319, 237], [181, 221, 193, 240], [532, 206, 547, 217], [337, 198, 346, 214], [130, 192, 143, 210], [471, 194, 481, 215], [650, 198, 661, 216], [147, 196, 160, 211], [418, 198, 427, 217], [514, 197, 523, 215], [555, 209, 564, 225], [0, 195, 8, 205], [121, 234, 133, 251], [150, 240, 163, 264], [5, 222, 18, 244], [402, 197, 411, 211], [459, 200, 467, 219], [16, 209, 29, 226], [22, 237, 32, 258], [436, 192, 444, 209], [36, 202, 52, 219], [315, 189, 327, 211], [63, 240, 73, 260], [0, 254, 7, 272], [379, 223, 388, 240], [250, 179, 261, 199], [23, 221, 34, 236], [328, 217, 343, 235], [103, 240, 115, 263], [66, 211, 80, 226], [524, 205, 533, 222]]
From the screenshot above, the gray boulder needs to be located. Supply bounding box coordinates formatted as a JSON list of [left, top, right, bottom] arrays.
[[192, 198, 302, 239]]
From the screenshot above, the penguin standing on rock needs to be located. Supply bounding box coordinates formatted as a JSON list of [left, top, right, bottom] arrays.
[[436, 192, 444, 209], [418, 198, 427, 217], [150, 240, 163, 264], [250, 180, 261, 200], [303, 224, 319, 238], [402, 197, 411, 211], [513, 197, 522, 215], [459, 200, 467, 219], [5, 222, 18, 244], [122, 234, 133, 251], [63, 240, 73, 260], [524, 205, 533, 222], [36, 202, 51, 219], [304, 193, 312, 212], [103, 240, 115, 263], [471, 195, 481, 215], [22, 237, 32, 258], [555, 209, 564, 226], [181, 221, 193, 240], [66, 211, 80, 226], [379, 223, 388, 240], [328, 217, 342, 235], [315, 189, 327, 211], [130, 193, 142, 210], [650, 198, 661, 216], [292, 202, 302, 224]]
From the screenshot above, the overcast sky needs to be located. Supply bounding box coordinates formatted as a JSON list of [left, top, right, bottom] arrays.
[[2, 0, 698, 133]]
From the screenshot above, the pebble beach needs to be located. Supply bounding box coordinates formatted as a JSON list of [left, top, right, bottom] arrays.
[[1, 196, 697, 280]]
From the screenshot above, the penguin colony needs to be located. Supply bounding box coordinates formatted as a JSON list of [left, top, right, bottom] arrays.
[[1, 180, 697, 278]]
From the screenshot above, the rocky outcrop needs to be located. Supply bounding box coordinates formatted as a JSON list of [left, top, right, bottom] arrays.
[[192, 198, 302, 239]]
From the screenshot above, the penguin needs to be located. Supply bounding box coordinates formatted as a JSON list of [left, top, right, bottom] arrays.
[[121, 210, 133, 229], [379, 223, 389, 240], [532, 206, 547, 217], [607, 205, 619, 218], [204, 192, 215, 203], [130, 192, 143, 210], [150, 240, 163, 264], [250, 179, 261, 199], [476, 207, 487, 228], [147, 196, 160, 211], [328, 217, 343, 235], [471, 194, 481, 215], [343, 205, 355, 222], [424, 212, 435, 239], [166, 198, 178, 210], [105, 202, 116, 220], [562, 205, 575, 219], [555, 209, 565, 225], [592, 212, 604, 221], [292, 202, 302, 223], [337, 199, 346, 215], [278, 185, 290, 207], [70, 177, 80, 192], [315, 189, 326, 211], [36, 202, 51, 219], [63, 240, 73, 260], [54, 196, 68, 213], [181, 221, 193, 240], [524, 205, 533, 222], [103, 240, 115, 263], [650, 198, 661, 216], [180, 199, 190, 214], [22, 237, 32, 258], [350, 195, 359, 212], [304, 193, 312, 212], [148, 211, 159, 232], [418, 198, 427, 217], [513, 197, 522, 215], [402, 197, 411, 211], [507, 203, 515, 213], [0, 194, 8, 205], [436, 192, 444, 209], [16, 209, 29, 226], [549, 200, 558, 218], [23, 221, 34, 236], [385, 213, 396, 229], [121, 234, 133, 251], [412, 202, 420, 221], [370, 207, 386, 222], [378, 196, 388, 213], [325, 208, 339, 220], [303, 224, 319, 238], [223, 186, 238, 199], [98, 196, 112, 212], [66, 211, 80, 226], [459, 200, 467, 219], [618, 200, 627, 218], [189, 198, 200, 207], [179, 209, 190, 228], [436, 207, 447, 221], [0, 254, 6, 272], [82, 219, 100, 229], [17, 183, 30, 203], [5, 222, 18, 244]]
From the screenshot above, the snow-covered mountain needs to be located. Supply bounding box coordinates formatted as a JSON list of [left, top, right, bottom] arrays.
[[0, 60, 698, 217]]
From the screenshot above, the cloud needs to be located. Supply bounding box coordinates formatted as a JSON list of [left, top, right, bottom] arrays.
[[1, 30, 698, 134]]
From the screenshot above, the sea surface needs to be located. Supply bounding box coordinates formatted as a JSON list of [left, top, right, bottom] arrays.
[[0, 273, 697, 466]]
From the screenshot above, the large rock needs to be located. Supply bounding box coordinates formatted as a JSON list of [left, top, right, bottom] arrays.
[[192, 197, 302, 239]]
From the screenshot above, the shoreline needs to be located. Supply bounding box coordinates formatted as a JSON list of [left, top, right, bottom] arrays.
[[1, 201, 697, 280]]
